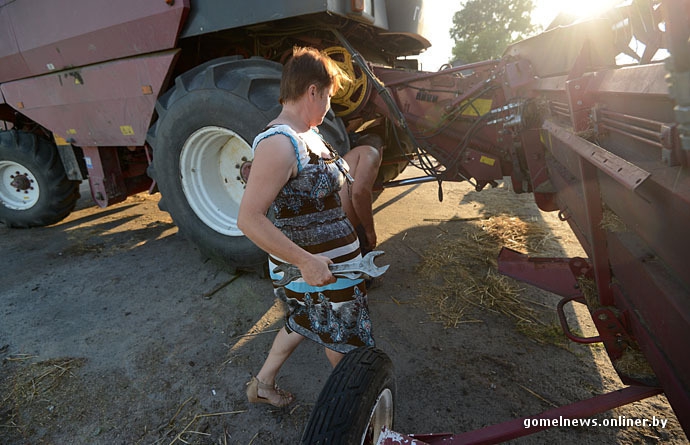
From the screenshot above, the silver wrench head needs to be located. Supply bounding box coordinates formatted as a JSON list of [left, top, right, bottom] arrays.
[[271, 250, 389, 287], [329, 250, 389, 277]]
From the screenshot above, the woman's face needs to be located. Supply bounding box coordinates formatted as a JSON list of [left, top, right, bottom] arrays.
[[307, 85, 333, 127]]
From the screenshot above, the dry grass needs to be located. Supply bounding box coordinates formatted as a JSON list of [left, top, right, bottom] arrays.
[[600, 206, 628, 233], [417, 214, 561, 337], [1, 357, 86, 431]]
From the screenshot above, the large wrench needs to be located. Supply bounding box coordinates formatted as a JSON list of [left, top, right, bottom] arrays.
[[272, 250, 389, 286]]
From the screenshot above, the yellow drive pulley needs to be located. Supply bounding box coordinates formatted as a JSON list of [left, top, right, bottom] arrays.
[[323, 46, 371, 117]]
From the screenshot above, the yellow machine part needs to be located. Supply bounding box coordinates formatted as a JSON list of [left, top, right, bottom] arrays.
[[323, 46, 371, 117]]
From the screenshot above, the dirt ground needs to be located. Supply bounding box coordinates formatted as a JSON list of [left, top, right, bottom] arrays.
[[1, 173, 687, 444]]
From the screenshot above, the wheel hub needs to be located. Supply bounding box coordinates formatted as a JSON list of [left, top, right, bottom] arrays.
[[10, 172, 33, 191], [362, 388, 394, 444], [179, 126, 253, 236], [239, 160, 252, 183], [0, 161, 40, 210]]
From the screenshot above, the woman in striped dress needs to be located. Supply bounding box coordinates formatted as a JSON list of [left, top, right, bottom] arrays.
[[237, 47, 375, 407]]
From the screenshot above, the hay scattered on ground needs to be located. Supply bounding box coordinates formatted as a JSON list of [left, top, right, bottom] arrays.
[[161, 397, 246, 445], [1, 357, 86, 431], [417, 214, 555, 331]]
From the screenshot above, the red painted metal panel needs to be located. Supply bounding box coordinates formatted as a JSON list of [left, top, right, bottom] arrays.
[[497, 247, 587, 299], [608, 233, 690, 430], [0, 5, 30, 81], [0, 50, 179, 146], [0, 0, 188, 83]]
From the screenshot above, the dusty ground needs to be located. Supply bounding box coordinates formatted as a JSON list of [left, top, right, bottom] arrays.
[[1, 173, 687, 444]]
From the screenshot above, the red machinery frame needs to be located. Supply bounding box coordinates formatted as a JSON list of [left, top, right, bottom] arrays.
[[343, 0, 690, 441]]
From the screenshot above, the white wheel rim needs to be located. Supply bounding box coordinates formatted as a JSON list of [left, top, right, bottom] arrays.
[[179, 126, 253, 236], [0, 160, 40, 210], [362, 388, 393, 444]]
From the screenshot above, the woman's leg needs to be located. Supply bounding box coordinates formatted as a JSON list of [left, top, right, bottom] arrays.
[[255, 327, 304, 401], [325, 347, 344, 368]]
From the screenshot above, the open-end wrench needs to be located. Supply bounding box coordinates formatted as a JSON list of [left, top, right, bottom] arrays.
[[272, 250, 389, 287]]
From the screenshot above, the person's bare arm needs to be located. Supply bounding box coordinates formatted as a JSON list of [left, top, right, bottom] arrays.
[[347, 145, 382, 249], [238, 136, 335, 286]]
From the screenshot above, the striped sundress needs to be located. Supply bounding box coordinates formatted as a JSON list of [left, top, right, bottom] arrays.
[[252, 124, 375, 353]]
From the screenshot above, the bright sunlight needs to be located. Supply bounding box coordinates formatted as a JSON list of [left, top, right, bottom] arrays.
[[418, 0, 635, 70], [532, 0, 623, 26]]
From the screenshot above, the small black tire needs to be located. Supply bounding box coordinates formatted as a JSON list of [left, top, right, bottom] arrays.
[[0, 130, 80, 228], [301, 347, 395, 445]]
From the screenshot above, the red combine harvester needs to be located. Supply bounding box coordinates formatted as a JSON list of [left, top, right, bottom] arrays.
[[0, 1, 687, 443]]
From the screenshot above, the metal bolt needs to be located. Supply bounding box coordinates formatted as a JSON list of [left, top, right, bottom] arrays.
[[598, 313, 608, 321]]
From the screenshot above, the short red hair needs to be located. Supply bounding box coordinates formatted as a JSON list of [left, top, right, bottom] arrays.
[[279, 46, 349, 105]]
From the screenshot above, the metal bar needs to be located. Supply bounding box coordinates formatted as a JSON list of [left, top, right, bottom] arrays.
[[600, 117, 662, 141], [496, 247, 586, 298], [551, 104, 570, 113], [550, 100, 570, 110], [380, 59, 498, 88], [600, 124, 664, 149], [556, 295, 602, 343], [579, 156, 614, 306], [542, 120, 651, 191], [438, 386, 663, 444], [599, 109, 666, 128], [379, 386, 663, 444], [82, 146, 127, 208], [383, 175, 438, 188]]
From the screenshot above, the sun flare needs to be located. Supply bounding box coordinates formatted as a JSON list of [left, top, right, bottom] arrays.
[[535, 0, 624, 25]]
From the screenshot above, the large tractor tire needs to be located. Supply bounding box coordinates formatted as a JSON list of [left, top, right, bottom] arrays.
[[0, 130, 80, 228], [147, 57, 348, 272], [301, 347, 395, 445]]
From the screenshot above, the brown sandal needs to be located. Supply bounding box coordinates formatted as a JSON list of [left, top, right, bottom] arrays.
[[246, 376, 295, 407]]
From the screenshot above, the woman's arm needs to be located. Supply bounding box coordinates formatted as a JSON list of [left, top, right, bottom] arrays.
[[238, 135, 335, 286]]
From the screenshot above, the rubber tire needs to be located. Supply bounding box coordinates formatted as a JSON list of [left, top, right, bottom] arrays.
[[301, 347, 395, 445], [0, 130, 80, 228], [147, 57, 349, 272]]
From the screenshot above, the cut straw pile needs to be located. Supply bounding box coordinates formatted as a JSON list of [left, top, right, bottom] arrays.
[[417, 214, 553, 329], [1, 357, 85, 431]]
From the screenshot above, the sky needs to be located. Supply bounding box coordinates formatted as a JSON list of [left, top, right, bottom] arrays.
[[416, 0, 622, 70]]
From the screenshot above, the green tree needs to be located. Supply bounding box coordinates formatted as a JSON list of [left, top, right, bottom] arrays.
[[450, 0, 538, 63]]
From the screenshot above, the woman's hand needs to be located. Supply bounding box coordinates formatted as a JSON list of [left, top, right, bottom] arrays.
[[298, 254, 336, 287]]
